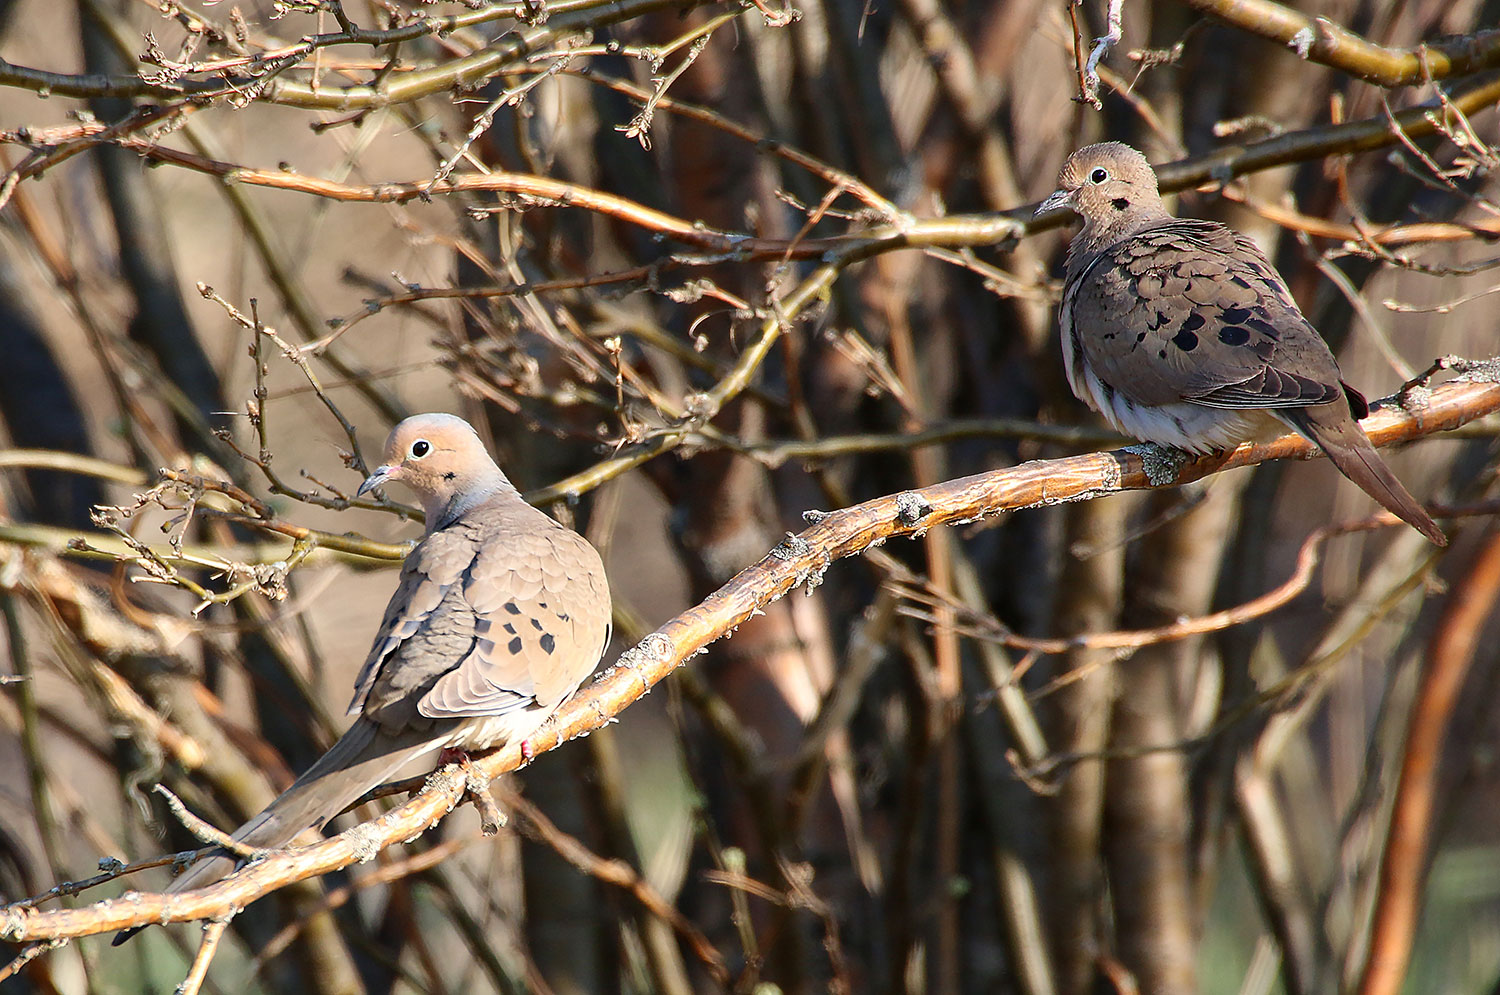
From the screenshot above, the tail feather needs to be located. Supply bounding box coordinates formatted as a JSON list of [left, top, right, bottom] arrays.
[[1285, 406, 1447, 546], [113, 719, 444, 944]]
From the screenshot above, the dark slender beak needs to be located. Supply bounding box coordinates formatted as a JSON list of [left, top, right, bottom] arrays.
[[1035, 189, 1074, 218], [357, 465, 395, 497]]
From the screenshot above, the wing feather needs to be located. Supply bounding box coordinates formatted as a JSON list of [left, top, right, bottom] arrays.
[[1068, 219, 1346, 412]]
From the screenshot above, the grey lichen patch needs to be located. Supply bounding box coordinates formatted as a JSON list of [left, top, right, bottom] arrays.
[[1392, 355, 1499, 411], [801, 508, 829, 524], [1452, 357, 1500, 384], [423, 765, 467, 813], [770, 533, 812, 560], [341, 822, 386, 864], [1098, 453, 1124, 491], [462, 767, 490, 795], [1399, 383, 1433, 411], [894, 491, 933, 527], [1125, 443, 1189, 486]]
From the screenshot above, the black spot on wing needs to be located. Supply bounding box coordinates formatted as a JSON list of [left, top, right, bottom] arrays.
[[1244, 316, 1281, 340], [1172, 328, 1199, 352], [508, 636, 523, 654], [541, 633, 556, 654], [504, 602, 522, 615], [1219, 327, 1250, 346], [1221, 306, 1252, 325], [1180, 312, 1205, 333]]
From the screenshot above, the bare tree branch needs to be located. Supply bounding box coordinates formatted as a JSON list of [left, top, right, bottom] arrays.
[[1, 372, 1494, 943]]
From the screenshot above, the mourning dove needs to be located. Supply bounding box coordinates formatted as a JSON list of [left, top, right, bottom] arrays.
[[1037, 142, 1446, 545], [118, 414, 611, 938]]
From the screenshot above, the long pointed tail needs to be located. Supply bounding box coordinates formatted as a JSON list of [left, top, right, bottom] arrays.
[[1285, 405, 1447, 546], [114, 719, 442, 943]]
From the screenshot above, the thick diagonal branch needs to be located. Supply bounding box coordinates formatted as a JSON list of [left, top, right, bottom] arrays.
[[2, 375, 1496, 942]]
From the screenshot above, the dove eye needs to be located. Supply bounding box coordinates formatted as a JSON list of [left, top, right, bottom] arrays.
[[1089, 167, 1109, 184], [410, 439, 431, 458]]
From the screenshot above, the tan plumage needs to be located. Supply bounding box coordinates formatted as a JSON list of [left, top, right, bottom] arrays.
[[117, 414, 611, 940], [1037, 142, 1445, 546]]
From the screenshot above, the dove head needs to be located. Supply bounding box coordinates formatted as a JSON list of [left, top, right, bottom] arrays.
[[358, 414, 516, 530], [1037, 142, 1169, 252]]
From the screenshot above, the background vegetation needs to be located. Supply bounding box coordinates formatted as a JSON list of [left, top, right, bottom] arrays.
[[1, 0, 1499, 992]]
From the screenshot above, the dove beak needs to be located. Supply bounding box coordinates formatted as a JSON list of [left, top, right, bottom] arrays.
[[1035, 189, 1074, 218], [357, 464, 397, 497]]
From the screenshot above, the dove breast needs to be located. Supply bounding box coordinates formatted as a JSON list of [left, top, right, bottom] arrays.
[[349, 497, 612, 752]]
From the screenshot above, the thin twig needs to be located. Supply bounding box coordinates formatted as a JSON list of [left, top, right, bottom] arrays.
[[178, 919, 232, 995], [153, 785, 262, 858]]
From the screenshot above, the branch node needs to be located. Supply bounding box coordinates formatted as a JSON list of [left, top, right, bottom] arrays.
[[894, 491, 933, 527], [614, 632, 673, 691], [459, 758, 506, 836], [1289, 25, 1315, 58], [770, 533, 812, 560]]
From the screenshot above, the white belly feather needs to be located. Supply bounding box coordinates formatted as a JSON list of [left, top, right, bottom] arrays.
[[1059, 294, 1277, 454]]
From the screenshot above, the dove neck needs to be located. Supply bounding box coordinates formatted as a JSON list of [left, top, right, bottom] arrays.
[[424, 471, 519, 533], [1065, 210, 1172, 275]]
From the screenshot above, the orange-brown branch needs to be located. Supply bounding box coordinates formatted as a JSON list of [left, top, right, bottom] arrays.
[[1356, 526, 1500, 995], [2, 376, 1496, 942]]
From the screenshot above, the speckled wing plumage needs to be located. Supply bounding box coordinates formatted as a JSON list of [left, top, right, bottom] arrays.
[[1063, 218, 1351, 412], [118, 490, 610, 925], [1049, 148, 1444, 546], [350, 502, 612, 726]]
